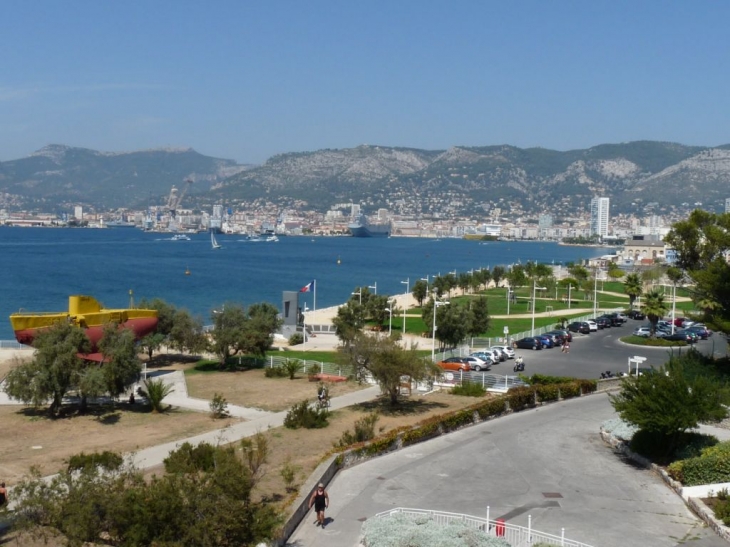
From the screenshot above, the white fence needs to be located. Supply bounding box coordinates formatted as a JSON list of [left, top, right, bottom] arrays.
[[265, 355, 356, 378], [374, 507, 594, 547], [0, 340, 30, 350]]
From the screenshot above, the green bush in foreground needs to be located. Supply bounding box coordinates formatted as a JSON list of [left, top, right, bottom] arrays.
[[67, 451, 123, 472], [284, 400, 330, 429], [451, 381, 486, 397]]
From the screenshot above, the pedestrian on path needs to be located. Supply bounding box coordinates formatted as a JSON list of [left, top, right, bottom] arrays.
[[309, 483, 329, 528], [562, 340, 570, 353], [0, 482, 7, 507]]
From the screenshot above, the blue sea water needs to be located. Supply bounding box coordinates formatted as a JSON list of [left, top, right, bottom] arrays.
[[0, 228, 611, 340]]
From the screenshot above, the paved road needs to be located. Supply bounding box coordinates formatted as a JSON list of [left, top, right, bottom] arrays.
[[288, 394, 728, 547]]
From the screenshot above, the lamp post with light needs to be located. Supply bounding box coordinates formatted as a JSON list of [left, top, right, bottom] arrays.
[[368, 282, 377, 295], [302, 303, 309, 351], [400, 278, 409, 333], [384, 300, 394, 335], [431, 297, 449, 361], [531, 279, 547, 337], [352, 288, 362, 305]]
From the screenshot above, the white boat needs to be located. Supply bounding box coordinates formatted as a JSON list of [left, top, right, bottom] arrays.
[[266, 235, 279, 242], [211, 231, 222, 249], [171, 234, 191, 241]]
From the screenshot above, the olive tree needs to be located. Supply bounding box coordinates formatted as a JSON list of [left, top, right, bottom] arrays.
[[342, 332, 437, 405]]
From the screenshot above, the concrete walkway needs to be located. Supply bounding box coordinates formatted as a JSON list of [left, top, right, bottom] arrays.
[[129, 385, 381, 470]]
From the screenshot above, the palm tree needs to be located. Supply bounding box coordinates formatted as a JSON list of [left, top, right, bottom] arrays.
[[624, 273, 643, 309], [641, 289, 668, 337]]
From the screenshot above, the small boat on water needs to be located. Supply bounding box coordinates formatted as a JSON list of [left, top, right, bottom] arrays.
[[211, 231, 222, 249], [171, 234, 191, 241], [9, 295, 158, 351]]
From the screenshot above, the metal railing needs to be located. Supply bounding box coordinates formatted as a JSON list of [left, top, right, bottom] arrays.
[[374, 507, 594, 547], [434, 370, 526, 392]]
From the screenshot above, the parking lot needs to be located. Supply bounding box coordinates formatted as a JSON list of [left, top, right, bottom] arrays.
[[485, 318, 727, 380]]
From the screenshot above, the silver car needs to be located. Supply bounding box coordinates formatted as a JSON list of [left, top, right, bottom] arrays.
[[491, 345, 516, 359]]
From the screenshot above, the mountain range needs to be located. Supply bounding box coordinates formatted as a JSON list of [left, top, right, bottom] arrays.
[[1, 141, 729, 217]]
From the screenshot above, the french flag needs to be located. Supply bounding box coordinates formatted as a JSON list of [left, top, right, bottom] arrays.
[[300, 280, 314, 293]]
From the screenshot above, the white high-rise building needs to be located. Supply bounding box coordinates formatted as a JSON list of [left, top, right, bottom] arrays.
[[590, 197, 610, 238]]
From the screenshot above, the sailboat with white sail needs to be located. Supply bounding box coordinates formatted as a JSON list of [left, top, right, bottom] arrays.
[[211, 231, 222, 250]]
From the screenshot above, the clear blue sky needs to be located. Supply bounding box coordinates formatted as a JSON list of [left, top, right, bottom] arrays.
[[3, 1, 730, 164]]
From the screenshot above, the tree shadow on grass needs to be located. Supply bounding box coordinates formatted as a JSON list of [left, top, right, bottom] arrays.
[[146, 353, 201, 368], [16, 401, 186, 421], [354, 397, 449, 417]]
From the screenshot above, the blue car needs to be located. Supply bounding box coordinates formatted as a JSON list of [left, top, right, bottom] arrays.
[[537, 335, 555, 348]]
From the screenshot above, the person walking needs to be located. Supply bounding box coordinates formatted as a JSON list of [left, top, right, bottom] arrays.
[[0, 482, 7, 507], [309, 482, 329, 527]]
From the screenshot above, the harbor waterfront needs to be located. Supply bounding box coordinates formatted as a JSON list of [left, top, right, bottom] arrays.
[[0, 227, 612, 341]]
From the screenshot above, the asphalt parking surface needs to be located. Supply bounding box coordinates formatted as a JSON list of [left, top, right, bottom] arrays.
[[499, 319, 728, 380]]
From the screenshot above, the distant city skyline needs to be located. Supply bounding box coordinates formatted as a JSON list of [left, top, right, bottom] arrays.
[[3, 2, 730, 164]]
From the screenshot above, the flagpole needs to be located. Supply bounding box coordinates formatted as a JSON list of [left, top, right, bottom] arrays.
[[314, 279, 317, 312]]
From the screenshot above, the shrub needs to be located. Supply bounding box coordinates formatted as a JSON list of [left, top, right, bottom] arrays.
[[209, 392, 230, 418], [601, 418, 638, 441], [507, 386, 535, 410], [140, 378, 173, 413], [559, 382, 581, 399], [712, 498, 730, 526], [284, 400, 329, 429], [535, 384, 559, 402], [451, 381, 486, 397], [67, 451, 123, 472], [338, 412, 380, 447], [307, 362, 322, 375], [668, 440, 730, 485], [280, 456, 301, 492], [475, 397, 507, 420], [288, 333, 303, 346], [264, 365, 288, 378], [282, 359, 302, 380], [164, 441, 219, 473]]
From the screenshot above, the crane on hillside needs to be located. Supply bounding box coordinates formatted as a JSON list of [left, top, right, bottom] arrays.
[[166, 178, 193, 217]]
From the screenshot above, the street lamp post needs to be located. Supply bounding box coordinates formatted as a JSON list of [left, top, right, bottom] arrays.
[[593, 269, 598, 318], [384, 300, 394, 335], [368, 282, 377, 295], [352, 288, 362, 304], [431, 298, 448, 361], [400, 278, 409, 333], [421, 275, 429, 292], [531, 279, 547, 337], [302, 303, 309, 351], [568, 284, 572, 310], [671, 282, 677, 335]]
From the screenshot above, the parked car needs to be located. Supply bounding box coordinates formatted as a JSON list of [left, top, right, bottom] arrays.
[[601, 313, 624, 326], [664, 331, 695, 344], [461, 355, 491, 371], [546, 329, 572, 343], [540, 332, 562, 345], [470, 352, 496, 367], [480, 348, 504, 363], [687, 325, 711, 339], [678, 329, 699, 343], [536, 334, 555, 348], [592, 317, 610, 329], [487, 347, 508, 362], [626, 309, 646, 320], [437, 357, 471, 371], [515, 337, 543, 350], [633, 327, 652, 337], [673, 317, 687, 327], [585, 320, 598, 332], [490, 345, 516, 359], [567, 321, 590, 334]]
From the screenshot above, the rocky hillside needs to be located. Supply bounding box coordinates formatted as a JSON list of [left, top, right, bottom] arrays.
[[0, 145, 250, 210], [2, 141, 729, 216], [212, 141, 726, 217]]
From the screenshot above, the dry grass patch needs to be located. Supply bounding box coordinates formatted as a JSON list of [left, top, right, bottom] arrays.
[[0, 404, 239, 484], [252, 390, 495, 504], [185, 368, 366, 412]]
